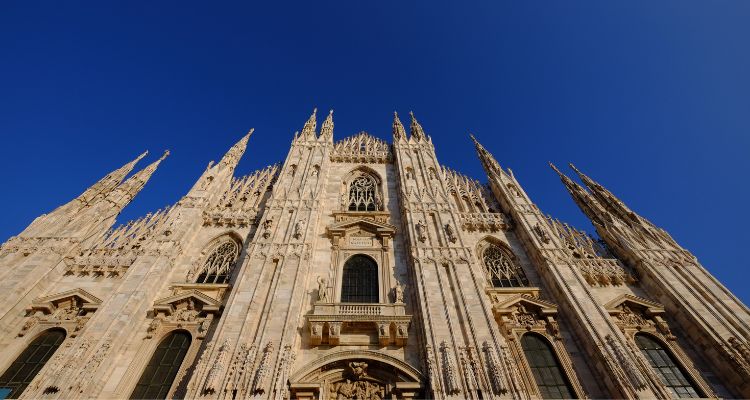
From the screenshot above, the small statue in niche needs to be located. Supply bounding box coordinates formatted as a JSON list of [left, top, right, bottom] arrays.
[[262, 218, 273, 239], [444, 223, 457, 243], [316, 276, 329, 302], [415, 220, 427, 243], [393, 281, 405, 303], [532, 222, 551, 244], [379, 324, 387, 336], [293, 218, 305, 239]]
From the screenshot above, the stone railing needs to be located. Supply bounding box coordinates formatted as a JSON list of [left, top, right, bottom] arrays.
[[570, 258, 636, 287], [458, 212, 511, 232], [307, 302, 411, 346]]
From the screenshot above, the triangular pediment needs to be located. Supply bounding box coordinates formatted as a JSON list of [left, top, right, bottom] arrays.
[[328, 218, 396, 236], [604, 294, 664, 315], [30, 288, 102, 314], [493, 294, 557, 315], [153, 289, 222, 314]]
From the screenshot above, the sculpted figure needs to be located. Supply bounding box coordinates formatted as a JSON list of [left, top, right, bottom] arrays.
[[394, 281, 405, 303], [317, 276, 329, 302], [415, 220, 427, 243]]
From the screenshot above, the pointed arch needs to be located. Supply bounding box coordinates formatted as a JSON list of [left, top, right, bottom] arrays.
[[190, 233, 242, 284], [634, 333, 702, 398], [0, 328, 66, 398], [342, 166, 383, 212], [520, 333, 576, 399], [130, 330, 192, 399], [477, 237, 528, 288]]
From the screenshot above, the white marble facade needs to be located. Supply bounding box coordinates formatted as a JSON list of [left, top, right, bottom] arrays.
[[0, 110, 748, 399]]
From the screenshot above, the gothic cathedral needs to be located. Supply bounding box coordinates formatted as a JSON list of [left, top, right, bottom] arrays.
[[0, 110, 748, 399]]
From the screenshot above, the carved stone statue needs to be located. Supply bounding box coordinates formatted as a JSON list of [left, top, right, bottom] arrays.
[[317, 276, 329, 302], [394, 281, 405, 303], [415, 220, 427, 243], [349, 361, 368, 379], [262, 218, 273, 239], [293, 218, 305, 239], [445, 224, 457, 243]]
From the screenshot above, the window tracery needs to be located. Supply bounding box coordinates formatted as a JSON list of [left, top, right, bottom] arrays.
[[346, 171, 381, 212], [482, 243, 528, 287], [190, 238, 240, 284]]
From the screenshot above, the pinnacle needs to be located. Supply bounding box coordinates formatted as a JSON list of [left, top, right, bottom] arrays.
[[159, 150, 170, 161]]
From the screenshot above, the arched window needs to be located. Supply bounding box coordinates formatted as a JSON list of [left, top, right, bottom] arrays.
[[0, 328, 66, 398], [131, 331, 192, 400], [348, 173, 378, 212], [521, 334, 575, 399], [635, 334, 701, 398], [482, 243, 528, 287], [195, 238, 240, 284], [341, 255, 378, 303]]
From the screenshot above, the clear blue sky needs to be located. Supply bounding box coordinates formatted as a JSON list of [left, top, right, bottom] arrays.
[[1, 2, 748, 302]]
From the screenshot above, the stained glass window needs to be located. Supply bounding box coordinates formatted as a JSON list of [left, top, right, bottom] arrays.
[[196, 240, 239, 284], [0, 328, 66, 398], [130, 331, 192, 400], [341, 255, 379, 303], [482, 244, 528, 287], [635, 334, 701, 398], [521, 334, 575, 399]]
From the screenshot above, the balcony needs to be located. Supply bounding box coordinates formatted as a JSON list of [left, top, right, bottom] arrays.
[[307, 302, 411, 347]]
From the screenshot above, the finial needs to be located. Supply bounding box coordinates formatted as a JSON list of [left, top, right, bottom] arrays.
[[394, 111, 398, 117], [548, 162, 563, 175], [568, 163, 582, 174], [313, 107, 317, 114], [329, 109, 333, 115], [246, 128, 255, 138], [409, 111, 414, 118], [159, 150, 170, 161]]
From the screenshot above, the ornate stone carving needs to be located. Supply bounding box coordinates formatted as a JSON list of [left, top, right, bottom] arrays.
[[444, 223, 457, 243], [440, 341, 461, 395], [482, 341, 507, 394], [20, 289, 101, 338], [251, 341, 274, 394], [331, 132, 392, 164]]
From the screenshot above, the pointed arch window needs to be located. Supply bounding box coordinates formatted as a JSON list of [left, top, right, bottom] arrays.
[[635, 334, 701, 398], [195, 238, 240, 284], [521, 333, 575, 399], [0, 328, 66, 398], [482, 243, 528, 287], [348, 173, 378, 212], [341, 255, 379, 303], [130, 331, 192, 400]]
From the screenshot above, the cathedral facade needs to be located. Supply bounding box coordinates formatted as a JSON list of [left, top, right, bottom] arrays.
[[0, 110, 748, 399]]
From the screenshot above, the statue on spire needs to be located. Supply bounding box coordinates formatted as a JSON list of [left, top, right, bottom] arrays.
[[393, 112, 406, 141], [300, 108, 317, 140], [409, 111, 425, 141], [319, 109, 334, 140]]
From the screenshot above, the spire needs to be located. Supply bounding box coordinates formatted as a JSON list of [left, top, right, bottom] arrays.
[[319, 109, 334, 140], [470, 134, 503, 176], [301, 108, 317, 140], [568, 163, 642, 226], [218, 129, 253, 170], [549, 162, 611, 228], [77, 150, 149, 205], [409, 111, 425, 141], [392, 111, 406, 141], [109, 150, 169, 207]]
